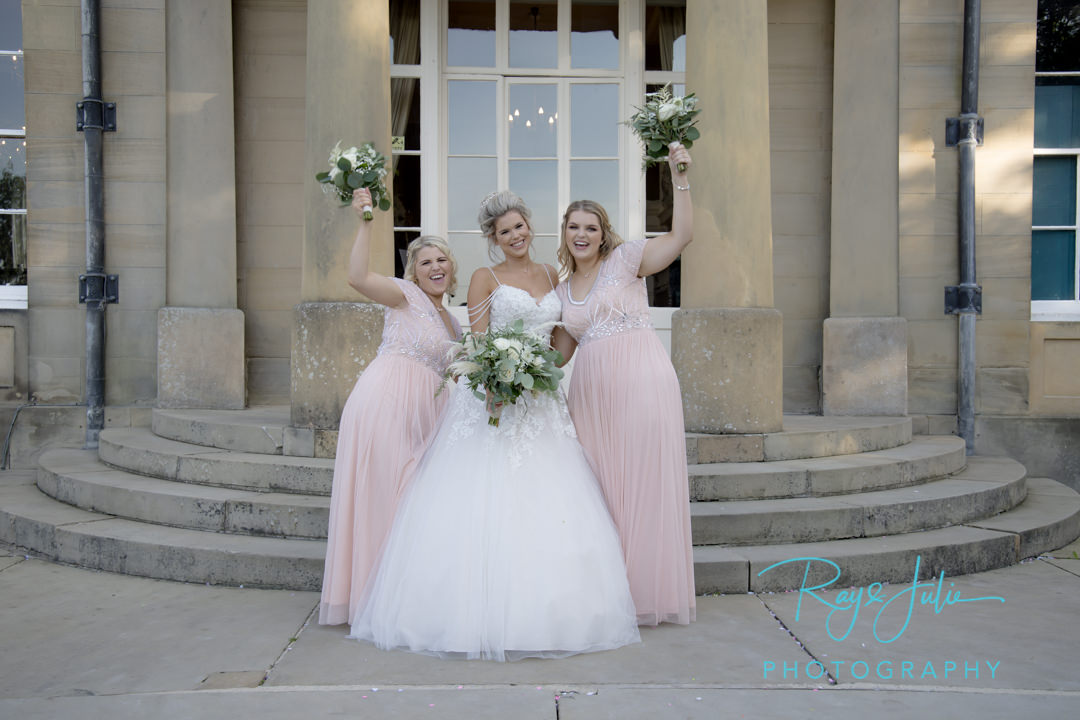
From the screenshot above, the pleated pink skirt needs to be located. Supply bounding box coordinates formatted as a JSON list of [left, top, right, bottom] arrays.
[[318, 355, 449, 626], [567, 330, 696, 626]]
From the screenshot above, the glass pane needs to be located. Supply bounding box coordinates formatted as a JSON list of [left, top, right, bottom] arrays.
[[394, 229, 420, 279], [0, 55, 24, 129], [570, 160, 618, 222], [1032, 230, 1077, 300], [0, 212, 26, 285], [448, 80, 496, 155], [647, 258, 680, 307], [392, 154, 420, 228], [389, 0, 420, 64], [571, 1, 619, 70], [0, 138, 25, 207], [448, 0, 495, 67], [644, 1, 686, 72], [447, 232, 490, 305], [391, 78, 421, 151], [0, 0, 20, 51], [645, 162, 673, 233], [447, 157, 496, 231], [571, 83, 618, 157], [509, 84, 557, 158], [1035, 81, 1080, 148], [508, 160, 557, 234], [510, 1, 557, 69], [1037, 0, 1080, 72], [1033, 156, 1077, 226]]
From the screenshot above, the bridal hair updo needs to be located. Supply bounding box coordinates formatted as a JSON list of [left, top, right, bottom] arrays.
[[478, 190, 533, 261], [403, 235, 458, 296], [558, 199, 624, 276]]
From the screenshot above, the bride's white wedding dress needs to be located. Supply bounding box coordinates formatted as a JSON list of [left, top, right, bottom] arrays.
[[349, 282, 640, 661]]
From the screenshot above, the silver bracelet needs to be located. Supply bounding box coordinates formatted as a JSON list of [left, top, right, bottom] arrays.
[[674, 182, 690, 191]]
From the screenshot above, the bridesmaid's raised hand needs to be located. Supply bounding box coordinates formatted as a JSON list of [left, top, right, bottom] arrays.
[[351, 188, 374, 221]]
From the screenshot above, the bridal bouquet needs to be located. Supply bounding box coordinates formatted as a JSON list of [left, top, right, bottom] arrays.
[[444, 319, 565, 427], [315, 141, 391, 220], [625, 84, 701, 172]]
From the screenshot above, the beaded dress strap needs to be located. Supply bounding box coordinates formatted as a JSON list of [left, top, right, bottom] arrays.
[[468, 268, 501, 324]]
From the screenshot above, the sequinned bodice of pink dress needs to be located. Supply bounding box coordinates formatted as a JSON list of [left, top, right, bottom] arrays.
[[558, 237, 652, 346], [376, 278, 461, 375]]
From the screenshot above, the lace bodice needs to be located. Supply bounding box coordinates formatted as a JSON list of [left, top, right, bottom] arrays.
[[376, 278, 462, 375], [557, 237, 653, 346], [486, 285, 562, 339], [448, 279, 575, 466]]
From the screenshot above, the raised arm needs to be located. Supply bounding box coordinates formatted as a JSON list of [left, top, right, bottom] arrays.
[[639, 142, 693, 278], [466, 266, 499, 333], [346, 188, 407, 308]]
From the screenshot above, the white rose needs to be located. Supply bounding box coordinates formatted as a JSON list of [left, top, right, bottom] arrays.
[[493, 338, 512, 351], [658, 102, 679, 122]]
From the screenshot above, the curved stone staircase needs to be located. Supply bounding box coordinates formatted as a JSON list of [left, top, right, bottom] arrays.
[[1, 407, 1078, 594]]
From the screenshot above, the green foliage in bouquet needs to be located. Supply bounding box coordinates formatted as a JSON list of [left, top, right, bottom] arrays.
[[443, 319, 565, 427], [625, 84, 701, 172], [315, 141, 391, 220]]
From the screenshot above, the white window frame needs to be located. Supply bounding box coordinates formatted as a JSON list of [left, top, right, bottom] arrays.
[[1, 42, 27, 306], [1031, 70, 1080, 322]]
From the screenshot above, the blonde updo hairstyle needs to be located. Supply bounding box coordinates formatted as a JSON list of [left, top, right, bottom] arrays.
[[478, 190, 533, 262], [557, 199, 624, 277], [403, 235, 458, 296]]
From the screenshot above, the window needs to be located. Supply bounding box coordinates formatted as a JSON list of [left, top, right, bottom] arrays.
[[391, 0, 425, 277], [443, 0, 625, 304], [0, 0, 26, 299], [1032, 0, 1080, 320]]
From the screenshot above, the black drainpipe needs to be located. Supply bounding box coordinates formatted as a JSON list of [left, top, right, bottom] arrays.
[[946, 0, 983, 455], [77, 0, 117, 448]]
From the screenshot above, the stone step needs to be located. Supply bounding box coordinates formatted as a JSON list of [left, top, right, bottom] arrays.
[[688, 435, 966, 501], [152, 406, 288, 455], [0, 472, 325, 591], [690, 456, 1026, 545], [153, 406, 911, 463], [694, 477, 1080, 594], [98, 428, 334, 496], [37, 449, 329, 539], [4, 469, 1078, 594], [685, 415, 911, 464]]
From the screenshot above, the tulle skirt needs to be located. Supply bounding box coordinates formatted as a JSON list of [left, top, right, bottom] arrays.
[[319, 355, 450, 626], [350, 382, 641, 661], [567, 330, 696, 626]]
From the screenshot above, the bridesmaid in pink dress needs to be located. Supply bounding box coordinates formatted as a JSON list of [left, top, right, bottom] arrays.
[[319, 188, 462, 626], [554, 143, 696, 626]]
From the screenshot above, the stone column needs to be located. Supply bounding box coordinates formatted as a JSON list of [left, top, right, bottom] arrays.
[[821, 0, 907, 416], [290, 0, 394, 444], [158, 0, 245, 409], [672, 0, 783, 433]]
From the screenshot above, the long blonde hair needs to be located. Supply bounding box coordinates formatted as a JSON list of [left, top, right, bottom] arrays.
[[557, 200, 624, 277], [403, 235, 458, 296]]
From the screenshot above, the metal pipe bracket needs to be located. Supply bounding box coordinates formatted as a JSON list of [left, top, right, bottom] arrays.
[[945, 284, 982, 314], [76, 98, 117, 132], [79, 272, 119, 305], [945, 115, 983, 147]]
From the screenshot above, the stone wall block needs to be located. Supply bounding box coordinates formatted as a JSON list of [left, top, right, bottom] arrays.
[[672, 307, 783, 434], [157, 308, 245, 409], [290, 302, 384, 429], [822, 317, 908, 416]]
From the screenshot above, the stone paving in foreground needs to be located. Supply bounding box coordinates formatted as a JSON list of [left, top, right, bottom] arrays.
[[1, 535, 1078, 719]]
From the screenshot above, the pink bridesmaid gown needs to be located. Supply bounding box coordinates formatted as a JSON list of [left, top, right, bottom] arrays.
[[319, 278, 461, 626], [557, 237, 695, 626]]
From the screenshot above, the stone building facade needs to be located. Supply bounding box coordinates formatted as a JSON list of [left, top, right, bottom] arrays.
[[3, 0, 1078, 488]]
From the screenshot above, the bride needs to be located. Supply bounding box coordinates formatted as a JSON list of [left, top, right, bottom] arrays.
[[349, 191, 640, 661]]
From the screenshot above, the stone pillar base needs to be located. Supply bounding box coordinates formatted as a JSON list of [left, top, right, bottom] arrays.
[[157, 307, 245, 409], [672, 307, 783, 434], [291, 301, 384, 430], [822, 316, 908, 416]]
